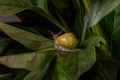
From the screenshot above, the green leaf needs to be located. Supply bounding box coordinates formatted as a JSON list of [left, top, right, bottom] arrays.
[[73, 10, 83, 37], [0, 74, 12, 80], [77, 46, 96, 77], [35, 0, 68, 32], [83, 36, 106, 47], [37, 0, 51, 16], [90, 0, 120, 26], [0, 0, 67, 31], [97, 59, 120, 80], [0, 51, 55, 71], [101, 5, 120, 59], [55, 56, 73, 80], [112, 5, 120, 59], [51, 0, 72, 15], [0, 22, 54, 51], [13, 70, 29, 80], [0, 38, 12, 55], [23, 51, 55, 80], [113, 5, 120, 35], [55, 45, 96, 80], [54, 36, 107, 80], [0, 0, 34, 16]]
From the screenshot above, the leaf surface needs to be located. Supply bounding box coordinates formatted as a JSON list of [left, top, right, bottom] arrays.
[[0, 51, 55, 71], [90, 0, 120, 26], [54, 36, 107, 80], [0, 0, 34, 16], [0, 22, 54, 51]]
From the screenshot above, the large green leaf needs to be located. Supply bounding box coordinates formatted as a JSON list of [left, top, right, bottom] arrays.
[[0, 22, 54, 51], [37, 0, 69, 31], [73, 10, 84, 37], [0, 38, 12, 55], [113, 5, 120, 35], [54, 36, 107, 80], [0, 0, 49, 17], [12, 70, 29, 80], [51, 0, 75, 16], [0, 74, 12, 80], [112, 5, 120, 59], [0, 0, 67, 31], [72, 0, 84, 38], [0, 0, 34, 16], [96, 59, 120, 80], [83, 36, 106, 47], [55, 36, 106, 80], [0, 51, 55, 71], [55, 46, 96, 80], [23, 51, 55, 80], [100, 5, 120, 59], [35, 0, 67, 31], [89, 0, 120, 27]]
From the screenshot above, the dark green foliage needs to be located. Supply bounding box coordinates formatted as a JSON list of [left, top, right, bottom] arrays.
[[0, 0, 120, 80]]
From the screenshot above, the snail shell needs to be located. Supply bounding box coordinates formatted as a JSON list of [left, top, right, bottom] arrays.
[[49, 30, 79, 51], [55, 33, 78, 48]]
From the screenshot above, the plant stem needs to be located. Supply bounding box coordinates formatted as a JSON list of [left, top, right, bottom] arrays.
[[82, 0, 90, 14], [40, 13, 68, 32], [81, 0, 90, 43], [81, 16, 88, 44], [82, 0, 110, 56], [55, 10, 70, 32], [31, 8, 68, 32], [92, 24, 104, 36]]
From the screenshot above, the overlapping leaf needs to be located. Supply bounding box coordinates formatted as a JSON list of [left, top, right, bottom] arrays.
[[0, 0, 34, 16], [0, 38, 12, 55], [100, 5, 120, 59], [89, 0, 120, 27], [23, 51, 55, 80], [0, 51, 55, 71], [97, 59, 120, 80], [54, 36, 106, 80], [0, 22, 54, 51], [112, 5, 120, 59], [0, 0, 66, 31]]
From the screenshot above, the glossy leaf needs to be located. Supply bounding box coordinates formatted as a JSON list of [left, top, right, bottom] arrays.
[[89, 0, 120, 27], [0, 22, 54, 51]]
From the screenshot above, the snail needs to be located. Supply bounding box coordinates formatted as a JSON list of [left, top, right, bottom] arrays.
[[49, 30, 80, 51]]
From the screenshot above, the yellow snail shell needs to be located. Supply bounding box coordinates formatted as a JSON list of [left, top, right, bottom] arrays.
[[49, 30, 80, 51], [55, 33, 78, 48]]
